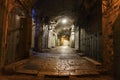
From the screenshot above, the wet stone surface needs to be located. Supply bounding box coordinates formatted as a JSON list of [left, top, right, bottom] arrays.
[[2, 46, 113, 80], [15, 46, 98, 76]]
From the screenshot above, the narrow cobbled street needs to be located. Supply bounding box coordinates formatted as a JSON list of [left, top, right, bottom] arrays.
[[1, 46, 113, 80]]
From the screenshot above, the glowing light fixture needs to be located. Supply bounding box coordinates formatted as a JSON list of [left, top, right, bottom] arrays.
[[62, 18, 67, 24]]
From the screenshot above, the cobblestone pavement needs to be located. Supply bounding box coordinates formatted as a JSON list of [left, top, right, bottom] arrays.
[[1, 46, 114, 80], [16, 46, 98, 76]]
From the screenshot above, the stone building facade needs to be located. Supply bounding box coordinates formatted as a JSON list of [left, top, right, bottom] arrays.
[[0, 0, 32, 71]]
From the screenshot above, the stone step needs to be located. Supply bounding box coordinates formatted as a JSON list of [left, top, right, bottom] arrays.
[[44, 76, 69, 80], [70, 70, 99, 76], [16, 69, 38, 75], [4, 59, 28, 74], [37, 71, 59, 76], [97, 68, 108, 74], [37, 70, 99, 76], [83, 57, 102, 67], [82, 57, 107, 74], [77, 53, 85, 57], [15, 69, 100, 77]]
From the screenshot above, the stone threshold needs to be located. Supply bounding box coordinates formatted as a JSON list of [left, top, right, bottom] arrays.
[[83, 57, 102, 66], [83, 57, 107, 74], [4, 59, 28, 74]]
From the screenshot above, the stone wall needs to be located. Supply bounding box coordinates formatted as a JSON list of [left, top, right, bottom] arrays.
[[0, 0, 32, 70], [80, 0, 102, 62], [113, 13, 120, 80], [102, 0, 120, 74]]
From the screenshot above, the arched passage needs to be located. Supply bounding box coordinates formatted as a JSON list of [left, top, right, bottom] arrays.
[[0, 0, 120, 80]]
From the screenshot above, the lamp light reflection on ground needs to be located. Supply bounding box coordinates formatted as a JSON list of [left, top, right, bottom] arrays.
[[62, 46, 68, 49]]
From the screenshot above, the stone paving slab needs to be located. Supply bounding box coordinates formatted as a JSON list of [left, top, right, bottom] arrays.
[[13, 46, 102, 77], [15, 58, 99, 76], [16, 69, 38, 75], [37, 71, 59, 77], [0, 44, 113, 80], [1, 75, 113, 80], [69, 70, 99, 76], [83, 57, 102, 66], [58, 71, 70, 76]]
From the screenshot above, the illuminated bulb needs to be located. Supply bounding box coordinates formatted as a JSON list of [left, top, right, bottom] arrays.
[[62, 18, 67, 24]]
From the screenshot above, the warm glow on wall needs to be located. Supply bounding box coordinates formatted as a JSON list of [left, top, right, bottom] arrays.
[[16, 15, 20, 20]]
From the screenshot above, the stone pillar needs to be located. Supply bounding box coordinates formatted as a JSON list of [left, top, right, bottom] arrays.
[[31, 19, 35, 49], [78, 26, 81, 52], [0, 0, 5, 71], [42, 24, 49, 49], [22, 16, 32, 57], [113, 12, 120, 80], [70, 25, 75, 48], [38, 21, 43, 52], [27, 16, 32, 56], [1, 0, 9, 69], [75, 27, 79, 50], [102, 0, 120, 74], [89, 36, 92, 57]]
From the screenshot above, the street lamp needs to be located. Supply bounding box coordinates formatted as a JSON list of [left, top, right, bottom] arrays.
[[62, 18, 67, 24]]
